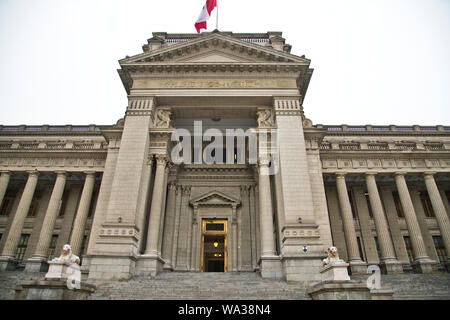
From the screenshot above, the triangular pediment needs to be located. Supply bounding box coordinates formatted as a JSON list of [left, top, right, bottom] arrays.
[[177, 50, 252, 63], [120, 33, 310, 65], [190, 190, 240, 207]]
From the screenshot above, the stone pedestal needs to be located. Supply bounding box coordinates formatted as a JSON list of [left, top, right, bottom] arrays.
[[135, 254, 165, 277], [412, 259, 436, 274], [349, 261, 367, 275], [370, 288, 394, 300], [45, 261, 78, 280], [380, 260, 404, 274], [321, 262, 351, 282], [15, 280, 95, 300], [307, 280, 371, 300], [259, 256, 283, 280]]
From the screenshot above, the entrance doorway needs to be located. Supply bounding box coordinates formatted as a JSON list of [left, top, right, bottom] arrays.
[[200, 219, 228, 272]]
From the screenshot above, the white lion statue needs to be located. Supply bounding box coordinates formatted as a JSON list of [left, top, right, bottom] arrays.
[[322, 246, 342, 266], [53, 244, 80, 265]]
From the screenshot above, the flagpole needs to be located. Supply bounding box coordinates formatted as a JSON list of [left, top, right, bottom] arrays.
[[216, 0, 219, 30]]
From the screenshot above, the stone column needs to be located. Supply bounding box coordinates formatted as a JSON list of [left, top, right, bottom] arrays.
[[249, 184, 258, 270], [365, 173, 403, 274], [0, 171, 11, 209], [257, 156, 280, 278], [394, 172, 434, 273], [423, 172, 450, 270], [232, 205, 238, 272], [69, 172, 96, 257], [142, 155, 167, 275], [0, 170, 39, 270], [171, 185, 182, 268], [335, 173, 366, 274], [25, 171, 67, 272], [161, 182, 177, 270]]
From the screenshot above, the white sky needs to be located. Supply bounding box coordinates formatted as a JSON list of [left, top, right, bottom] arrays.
[[0, 0, 449, 126]]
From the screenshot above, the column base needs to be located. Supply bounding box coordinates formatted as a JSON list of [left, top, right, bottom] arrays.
[[349, 260, 367, 275], [87, 255, 136, 281], [24, 257, 49, 273], [380, 259, 404, 274], [135, 254, 165, 277], [0, 256, 16, 271], [412, 259, 436, 274], [162, 262, 174, 271], [259, 255, 283, 280]]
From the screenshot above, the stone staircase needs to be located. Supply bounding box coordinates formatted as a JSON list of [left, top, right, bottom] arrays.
[[1, 270, 449, 300], [89, 272, 310, 300], [352, 272, 450, 300]]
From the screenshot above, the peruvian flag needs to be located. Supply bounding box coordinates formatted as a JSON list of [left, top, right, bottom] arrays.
[[195, 0, 217, 33]]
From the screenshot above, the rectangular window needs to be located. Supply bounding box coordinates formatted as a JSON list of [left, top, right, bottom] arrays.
[[81, 235, 88, 256], [365, 193, 373, 218], [403, 236, 414, 264], [393, 192, 405, 218], [15, 234, 30, 262], [0, 191, 16, 216], [419, 191, 435, 217], [47, 235, 58, 260], [27, 191, 42, 217], [432, 236, 447, 264]]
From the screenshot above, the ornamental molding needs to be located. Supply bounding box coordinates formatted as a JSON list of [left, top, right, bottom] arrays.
[[190, 190, 240, 208], [321, 156, 450, 172], [120, 33, 310, 66]]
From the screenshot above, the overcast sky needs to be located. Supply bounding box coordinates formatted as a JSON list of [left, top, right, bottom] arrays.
[[0, 0, 449, 126]]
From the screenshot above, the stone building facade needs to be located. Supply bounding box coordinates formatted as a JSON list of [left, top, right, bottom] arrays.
[[0, 31, 448, 283]]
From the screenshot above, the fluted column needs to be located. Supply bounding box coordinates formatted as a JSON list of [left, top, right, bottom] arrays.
[[145, 155, 167, 256], [335, 173, 365, 273], [258, 157, 276, 257], [161, 182, 177, 269], [1, 170, 39, 258], [365, 173, 403, 273], [394, 172, 434, 273], [69, 171, 96, 256], [32, 171, 67, 259], [424, 172, 450, 264], [232, 205, 238, 272], [0, 171, 11, 208]]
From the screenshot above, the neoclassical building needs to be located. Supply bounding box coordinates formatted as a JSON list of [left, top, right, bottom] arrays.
[[0, 31, 449, 283]]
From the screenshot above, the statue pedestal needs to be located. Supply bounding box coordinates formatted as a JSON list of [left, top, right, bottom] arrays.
[[320, 261, 350, 282], [45, 260, 78, 280], [307, 261, 393, 300], [14, 280, 95, 300]]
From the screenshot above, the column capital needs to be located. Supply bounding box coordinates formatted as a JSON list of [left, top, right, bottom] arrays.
[[394, 171, 407, 177], [26, 170, 39, 176], [154, 154, 168, 166], [335, 172, 347, 178], [83, 171, 96, 177], [54, 170, 67, 177], [365, 172, 377, 177], [0, 170, 11, 175], [258, 154, 271, 167], [423, 171, 436, 179], [168, 182, 177, 191]]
